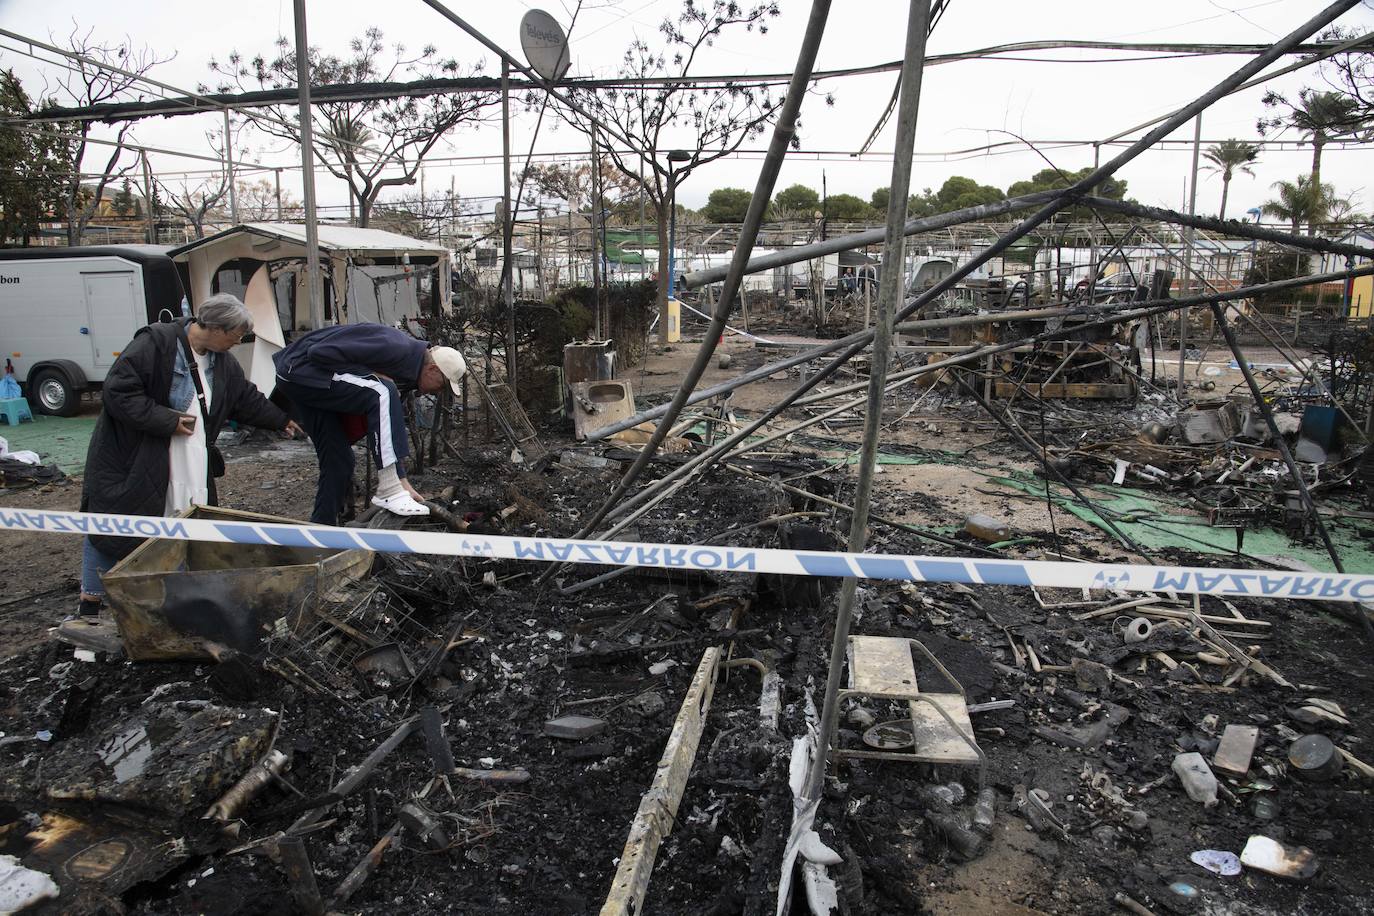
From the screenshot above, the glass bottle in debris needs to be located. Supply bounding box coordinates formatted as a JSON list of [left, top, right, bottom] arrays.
[[964, 514, 1011, 543], [1172, 752, 1219, 807], [972, 787, 997, 832]]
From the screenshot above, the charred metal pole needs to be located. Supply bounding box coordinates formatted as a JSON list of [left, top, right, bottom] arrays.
[[1139, 222, 1368, 440], [1210, 304, 1355, 580], [807, 0, 932, 803], [290, 718, 418, 832], [1084, 196, 1374, 261], [680, 191, 1374, 292], [599, 0, 1358, 443], [1178, 113, 1203, 398], [501, 60, 517, 396], [534, 0, 835, 586], [293, 0, 325, 328], [681, 190, 1061, 289], [957, 378, 1151, 559], [419, 705, 456, 775], [598, 264, 1374, 533]]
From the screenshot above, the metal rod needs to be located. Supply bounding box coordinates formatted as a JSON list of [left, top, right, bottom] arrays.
[[1138, 223, 1368, 441], [331, 823, 401, 905], [290, 718, 418, 832], [589, 128, 602, 337], [807, 0, 931, 803], [591, 264, 1374, 535], [959, 378, 1150, 558], [1082, 196, 1374, 260], [293, 0, 324, 328], [644, 0, 1358, 448], [224, 108, 238, 224], [11, 34, 1358, 126], [419, 705, 456, 775], [667, 161, 679, 304], [1097, 28, 1374, 145], [638, 154, 647, 283], [534, 0, 835, 586], [733, 372, 925, 452], [1178, 112, 1202, 396], [501, 60, 516, 395], [682, 190, 1061, 288], [1209, 302, 1353, 581]]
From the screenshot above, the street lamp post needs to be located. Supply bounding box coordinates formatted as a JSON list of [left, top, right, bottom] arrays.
[[666, 149, 691, 303]]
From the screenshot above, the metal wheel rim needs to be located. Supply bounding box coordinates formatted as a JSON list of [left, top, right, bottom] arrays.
[[37, 378, 66, 411]]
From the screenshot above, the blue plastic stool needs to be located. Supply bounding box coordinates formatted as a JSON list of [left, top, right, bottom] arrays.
[[0, 397, 34, 426]]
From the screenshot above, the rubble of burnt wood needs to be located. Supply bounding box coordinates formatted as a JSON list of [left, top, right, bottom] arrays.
[[1, 416, 1372, 915], [635, 513, 1374, 915], [0, 444, 835, 915], [1050, 394, 1367, 519]]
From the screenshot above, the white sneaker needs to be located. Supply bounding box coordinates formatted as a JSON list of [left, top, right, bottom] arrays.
[[371, 492, 431, 516]]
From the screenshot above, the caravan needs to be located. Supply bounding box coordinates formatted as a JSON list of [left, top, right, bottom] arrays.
[[0, 245, 184, 415]]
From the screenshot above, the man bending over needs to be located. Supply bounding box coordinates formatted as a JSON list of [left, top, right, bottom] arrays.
[[274, 323, 466, 523]]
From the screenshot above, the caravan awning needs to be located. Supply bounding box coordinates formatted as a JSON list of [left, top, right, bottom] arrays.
[[167, 223, 448, 259]]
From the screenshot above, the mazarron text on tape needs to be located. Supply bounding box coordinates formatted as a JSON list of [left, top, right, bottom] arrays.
[[2, 507, 1369, 602]]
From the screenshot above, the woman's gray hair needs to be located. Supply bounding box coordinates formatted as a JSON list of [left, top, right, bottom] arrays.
[[196, 293, 254, 334]]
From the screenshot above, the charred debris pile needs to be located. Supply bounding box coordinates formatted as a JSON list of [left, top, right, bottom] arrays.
[[0, 400, 1371, 915]]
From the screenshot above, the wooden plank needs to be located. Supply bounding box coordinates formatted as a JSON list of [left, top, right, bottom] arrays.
[[992, 382, 1134, 399], [601, 646, 722, 916], [848, 636, 918, 698], [908, 693, 981, 764], [1213, 724, 1260, 777], [1190, 612, 1290, 687], [1139, 607, 1271, 628]]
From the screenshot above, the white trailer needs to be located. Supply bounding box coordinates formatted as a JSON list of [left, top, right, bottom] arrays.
[[0, 246, 184, 415]]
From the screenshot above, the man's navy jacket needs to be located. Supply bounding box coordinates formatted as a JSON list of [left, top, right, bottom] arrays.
[[274, 323, 428, 390]]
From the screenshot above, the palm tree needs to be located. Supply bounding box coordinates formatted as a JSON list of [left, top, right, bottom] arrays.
[[1324, 191, 1365, 231], [1261, 176, 1332, 234], [1201, 139, 1260, 222], [1284, 90, 1359, 232]]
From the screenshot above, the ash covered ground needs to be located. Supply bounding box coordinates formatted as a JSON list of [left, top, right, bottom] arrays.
[[0, 338, 1370, 915]]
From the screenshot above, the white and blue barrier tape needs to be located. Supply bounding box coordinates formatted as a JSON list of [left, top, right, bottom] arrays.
[[2, 507, 1369, 602]]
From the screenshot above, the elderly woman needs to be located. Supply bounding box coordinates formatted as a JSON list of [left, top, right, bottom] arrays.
[[75, 293, 301, 617]]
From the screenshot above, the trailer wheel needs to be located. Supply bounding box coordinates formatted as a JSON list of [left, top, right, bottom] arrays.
[[31, 369, 79, 417]]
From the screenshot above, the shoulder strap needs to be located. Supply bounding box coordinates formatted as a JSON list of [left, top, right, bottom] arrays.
[[178, 324, 211, 423]]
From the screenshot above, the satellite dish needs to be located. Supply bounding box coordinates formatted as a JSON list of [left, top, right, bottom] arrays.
[[520, 10, 572, 82]]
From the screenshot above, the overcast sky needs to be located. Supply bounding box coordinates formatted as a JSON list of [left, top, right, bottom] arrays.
[[2, 0, 1372, 222]]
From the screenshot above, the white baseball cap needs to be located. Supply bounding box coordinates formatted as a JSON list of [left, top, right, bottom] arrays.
[[430, 346, 468, 395]]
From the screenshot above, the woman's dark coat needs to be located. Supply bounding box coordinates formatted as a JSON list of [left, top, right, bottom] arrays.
[[81, 318, 289, 560]]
